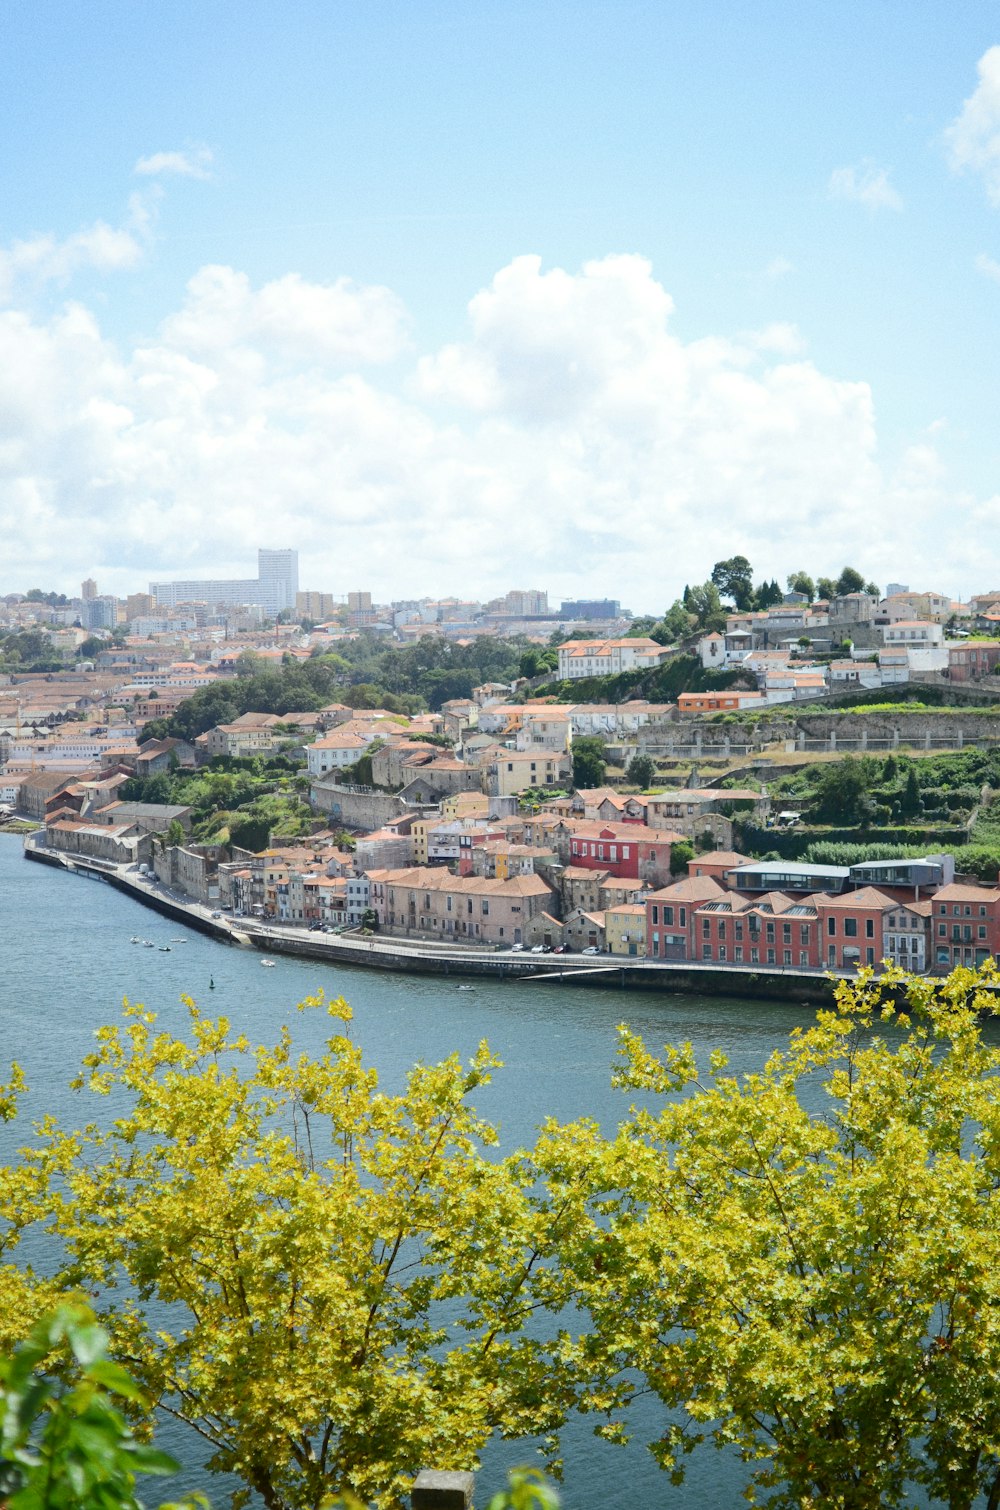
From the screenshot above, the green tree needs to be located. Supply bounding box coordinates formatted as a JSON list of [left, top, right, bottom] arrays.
[[786, 571, 815, 599], [227, 812, 272, 852], [0, 1304, 196, 1510], [710, 556, 754, 611], [660, 600, 695, 641], [668, 838, 694, 874], [625, 754, 656, 789], [753, 578, 783, 610], [900, 764, 922, 819], [835, 566, 866, 596], [30, 1000, 579, 1510], [816, 576, 837, 601], [572, 736, 607, 790], [684, 582, 727, 632], [547, 963, 1000, 1510], [165, 820, 186, 849], [811, 754, 876, 825]]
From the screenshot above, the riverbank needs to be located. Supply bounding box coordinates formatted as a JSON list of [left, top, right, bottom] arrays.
[[21, 836, 839, 1005]]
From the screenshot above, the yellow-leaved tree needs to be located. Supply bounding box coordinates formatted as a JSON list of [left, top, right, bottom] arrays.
[[28, 995, 582, 1510], [540, 962, 1000, 1510]]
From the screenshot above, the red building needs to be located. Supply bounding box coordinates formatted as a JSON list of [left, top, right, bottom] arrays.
[[690, 892, 821, 969], [568, 822, 683, 888], [812, 887, 895, 970], [646, 876, 727, 959], [930, 882, 1000, 970]]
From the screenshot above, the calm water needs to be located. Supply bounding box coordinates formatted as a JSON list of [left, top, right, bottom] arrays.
[[0, 836, 817, 1507]]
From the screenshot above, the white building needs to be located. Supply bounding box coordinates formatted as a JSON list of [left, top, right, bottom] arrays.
[[151, 547, 298, 616], [557, 637, 667, 681]]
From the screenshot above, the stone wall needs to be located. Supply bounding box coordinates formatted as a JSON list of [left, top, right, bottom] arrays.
[[638, 709, 1000, 759], [311, 780, 413, 832]]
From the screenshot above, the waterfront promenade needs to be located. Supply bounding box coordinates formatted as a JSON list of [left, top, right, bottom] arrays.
[[21, 833, 841, 1005]]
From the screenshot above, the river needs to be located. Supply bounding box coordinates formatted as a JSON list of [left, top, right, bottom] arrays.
[[0, 835, 818, 1507]]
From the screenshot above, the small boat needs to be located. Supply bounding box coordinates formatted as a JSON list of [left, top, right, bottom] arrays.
[[129, 935, 141, 944], [209, 977, 215, 990], [260, 958, 276, 968], [457, 985, 476, 992], [158, 945, 171, 952], [170, 937, 187, 943], [143, 940, 155, 948]]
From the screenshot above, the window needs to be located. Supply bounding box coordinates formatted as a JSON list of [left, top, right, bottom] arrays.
[[702, 919, 711, 937], [651, 905, 659, 925], [866, 948, 874, 965], [766, 922, 775, 942], [865, 919, 874, 938], [735, 921, 744, 940], [719, 946, 727, 961], [767, 948, 775, 964], [828, 917, 837, 936], [980, 926, 987, 940], [679, 908, 686, 926], [938, 923, 946, 937], [783, 949, 791, 965], [735, 946, 743, 962], [799, 950, 808, 966], [664, 906, 673, 925], [718, 919, 726, 939], [750, 948, 759, 964], [800, 925, 810, 945], [702, 944, 712, 960], [782, 923, 791, 942], [843, 918, 858, 938], [482, 900, 489, 915]]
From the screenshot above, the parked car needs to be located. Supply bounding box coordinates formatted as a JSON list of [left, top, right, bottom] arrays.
[[582, 945, 602, 955], [530, 944, 545, 954], [511, 942, 524, 952]]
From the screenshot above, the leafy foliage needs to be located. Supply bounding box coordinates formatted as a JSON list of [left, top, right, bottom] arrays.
[[572, 736, 607, 790], [624, 754, 656, 789], [0, 1303, 197, 1510], [544, 963, 1000, 1510], [31, 999, 583, 1510]]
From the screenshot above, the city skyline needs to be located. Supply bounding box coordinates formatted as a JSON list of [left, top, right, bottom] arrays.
[[1, 5, 999, 610]]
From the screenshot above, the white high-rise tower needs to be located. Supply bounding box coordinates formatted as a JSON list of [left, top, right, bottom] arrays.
[[257, 549, 299, 613]]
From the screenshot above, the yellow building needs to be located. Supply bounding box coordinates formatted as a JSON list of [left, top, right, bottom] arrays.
[[605, 903, 648, 957]]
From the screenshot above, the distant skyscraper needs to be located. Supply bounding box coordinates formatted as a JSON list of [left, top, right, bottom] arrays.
[[258, 549, 299, 613], [81, 578, 97, 600], [82, 595, 118, 630], [149, 548, 299, 616]]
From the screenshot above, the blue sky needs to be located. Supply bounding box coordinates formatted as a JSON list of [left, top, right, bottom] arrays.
[[1, 2, 999, 610]]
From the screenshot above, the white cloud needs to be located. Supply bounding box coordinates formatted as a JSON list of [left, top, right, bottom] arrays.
[[0, 247, 983, 608], [828, 162, 903, 212], [762, 256, 794, 281], [134, 147, 214, 180], [160, 265, 409, 366], [743, 323, 806, 356], [945, 46, 1000, 205], [0, 194, 156, 305], [976, 251, 1000, 283]]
